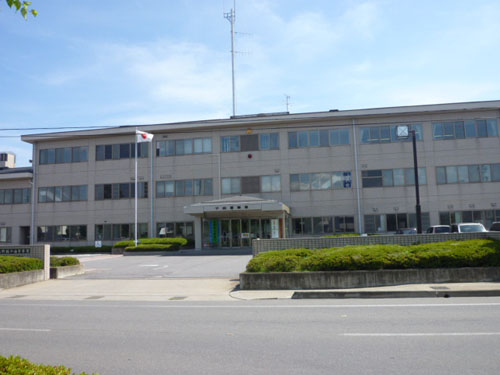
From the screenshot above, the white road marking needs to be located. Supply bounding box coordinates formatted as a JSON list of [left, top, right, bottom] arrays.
[[341, 332, 500, 337], [0, 327, 50, 332], [1, 302, 500, 309]]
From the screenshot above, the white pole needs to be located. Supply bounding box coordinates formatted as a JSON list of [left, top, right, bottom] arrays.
[[135, 130, 138, 246]]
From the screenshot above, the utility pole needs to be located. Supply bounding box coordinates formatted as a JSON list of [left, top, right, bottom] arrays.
[[224, 1, 236, 116]]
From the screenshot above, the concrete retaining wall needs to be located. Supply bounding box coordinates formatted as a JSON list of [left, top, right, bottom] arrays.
[[50, 264, 85, 279], [252, 232, 500, 255], [239, 267, 500, 290], [0, 270, 46, 289]]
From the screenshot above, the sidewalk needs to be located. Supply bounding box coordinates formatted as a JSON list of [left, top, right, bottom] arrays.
[[1, 279, 500, 301]]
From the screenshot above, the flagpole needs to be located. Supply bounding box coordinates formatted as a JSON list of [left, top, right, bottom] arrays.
[[135, 129, 138, 247]]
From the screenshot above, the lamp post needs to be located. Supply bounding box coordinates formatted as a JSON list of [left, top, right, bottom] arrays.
[[396, 125, 422, 233]]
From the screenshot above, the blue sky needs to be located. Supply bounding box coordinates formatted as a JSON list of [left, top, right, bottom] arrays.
[[2, 0, 500, 166]]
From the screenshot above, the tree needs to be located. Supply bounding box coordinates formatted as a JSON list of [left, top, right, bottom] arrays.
[[4, 0, 37, 19]]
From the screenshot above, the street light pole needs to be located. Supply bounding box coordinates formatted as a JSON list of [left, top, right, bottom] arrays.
[[411, 130, 422, 234]]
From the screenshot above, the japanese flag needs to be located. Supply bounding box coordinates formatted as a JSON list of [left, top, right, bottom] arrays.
[[136, 130, 154, 143]]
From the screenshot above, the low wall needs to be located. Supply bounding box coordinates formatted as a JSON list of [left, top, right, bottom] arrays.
[[239, 267, 500, 290], [0, 270, 46, 289], [252, 232, 500, 255], [0, 244, 50, 280], [50, 264, 85, 279]]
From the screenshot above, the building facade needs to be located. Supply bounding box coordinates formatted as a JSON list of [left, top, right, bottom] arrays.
[[1, 100, 499, 249]]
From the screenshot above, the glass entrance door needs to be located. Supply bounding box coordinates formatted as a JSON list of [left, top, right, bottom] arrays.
[[241, 219, 250, 247], [231, 219, 241, 247], [221, 219, 231, 247]]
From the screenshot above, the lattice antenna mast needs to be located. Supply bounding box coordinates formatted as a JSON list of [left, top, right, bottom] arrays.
[[285, 94, 291, 112], [224, 1, 236, 116]]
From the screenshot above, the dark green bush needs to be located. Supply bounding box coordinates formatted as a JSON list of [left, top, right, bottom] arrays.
[[51, 246, 112, 255], [0, 256, 43, 274], [50, 256, 80, 267], [322, 233, 361, 238], [124, 244, 173, 252], [0, 355, 96, 374], [246, 239, 500, 272], [114, 237, 188, 250]]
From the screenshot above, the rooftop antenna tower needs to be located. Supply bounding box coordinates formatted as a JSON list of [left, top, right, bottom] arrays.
[[285, 94, 291, 112], [224, 0, 236, 116]]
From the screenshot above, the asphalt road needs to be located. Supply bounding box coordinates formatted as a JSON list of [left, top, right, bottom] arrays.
[[1, 298, 500, 374], [71, 254, 252, 279]]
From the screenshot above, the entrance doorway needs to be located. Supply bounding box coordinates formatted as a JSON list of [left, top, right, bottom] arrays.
[[20, 226, 30, 245], [202, 218, 282, 248]]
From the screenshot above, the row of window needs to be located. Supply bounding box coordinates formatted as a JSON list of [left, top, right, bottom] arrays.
[[364, 213, 431, 233], [292, 216, 355, 235], [37, 225, 87, 242], [95, 182, 148, 200], [436, 164, 500, 184], [362, 168, 427, 188], [156, 179, 212, 198], [156, 137, 212, 157], [360, 124, 423, 144], [221, 175, 281, 194], [439, 210, 500, 229], [39, 119, 500, 165], [433, 119, 498, 140], [39, 185, 88, 203], [95, 223, 149, 241], [290, 172, 352, 191], [288, 129, 349, 149], [0, 227, 11, 243], [0, 188, 31, 205], [40, 147, 89, 165], [96, 143, 149, 160]]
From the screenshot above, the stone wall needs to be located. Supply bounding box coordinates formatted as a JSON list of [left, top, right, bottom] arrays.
[[0, 244, 50, 280]]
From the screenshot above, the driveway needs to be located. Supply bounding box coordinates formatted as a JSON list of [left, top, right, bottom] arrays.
[[69, 254, 252, 280]]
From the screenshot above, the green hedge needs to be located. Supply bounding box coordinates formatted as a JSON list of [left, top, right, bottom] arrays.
[[51, 246, 112, 255], [114, 237, 188, 250], [50, 256, 80, 267], [246, 239, 500, 273], [322, 234, 361, 238], [124, 244, 173, 252], [0, 355, 96, 374], [0, 256, 43, 274]]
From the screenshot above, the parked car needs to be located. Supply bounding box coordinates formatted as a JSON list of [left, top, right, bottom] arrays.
[[395, 228, 417, 234], [426, 225, 451, 234], [489, 222, 500, 232], [450, 223, 487, 233]]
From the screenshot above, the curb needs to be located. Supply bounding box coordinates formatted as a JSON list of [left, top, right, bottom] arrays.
[[292, 290, 500, 299]]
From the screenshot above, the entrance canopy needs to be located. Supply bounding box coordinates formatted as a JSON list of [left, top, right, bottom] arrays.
[[184, 196, 290, 219]]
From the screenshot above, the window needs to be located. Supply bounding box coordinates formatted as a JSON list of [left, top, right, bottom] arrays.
[[259, 133, 279, 150], [440, 210, 500, 228], [291, 171, 352, 191], [156, 222, 194, 240], [222, 177, 241, 194], [221, 136, 240, 152], [362, 168, 426, 188], [261, 175, 281, 192], [433, 119, 498, 140], [0, 227, 11, 243], [0, 188, 30, 205], [364, 213, 430, 233], [361, 124, 423, 144], [37, 225, 87, 242], [292, 216, 354, 235], [96, 143, 148, 160], [436, 164, 500, 184], [39, 186, 87, 203], [40, 146, 88, 165], [289, 128, 349, 149], [157, 138, 212, 157], [95, 182, 148, 200], [156, 179, 212, 198]]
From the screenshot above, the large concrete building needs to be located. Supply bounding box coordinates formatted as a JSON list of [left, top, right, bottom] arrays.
[[1, 100, 499, 249]]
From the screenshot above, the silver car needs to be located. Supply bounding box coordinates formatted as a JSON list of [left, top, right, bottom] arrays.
[[450, 223, 487, 233]]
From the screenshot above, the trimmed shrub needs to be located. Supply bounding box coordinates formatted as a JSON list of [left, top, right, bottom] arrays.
[[114, 237, 188, 250], [0, 355, 96, 374], [322, 234, 361, 238], [246, 239, 500, 272], [124, 244, 173, 252], [0, 256, 43, 274], [51, 246, 112, 255], [50, 256, 80, 267]]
